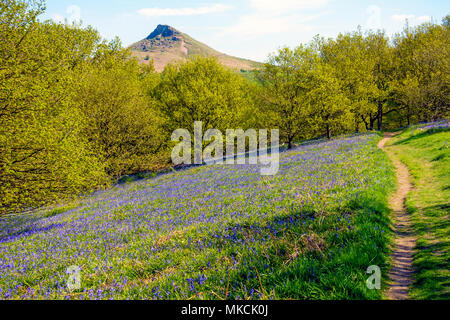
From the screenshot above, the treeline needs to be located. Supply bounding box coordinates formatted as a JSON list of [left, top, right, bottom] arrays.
[[258, 19, 449, 145], [1, 0, 448, 213], [1, 0, 166, 213]]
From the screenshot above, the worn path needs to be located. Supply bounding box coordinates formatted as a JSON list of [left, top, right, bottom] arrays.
[[378, 133, 416, 300]]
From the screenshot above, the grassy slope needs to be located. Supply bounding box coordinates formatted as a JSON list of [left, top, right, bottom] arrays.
[[0, 134, 395, 300], [387, 125, 450, 300]]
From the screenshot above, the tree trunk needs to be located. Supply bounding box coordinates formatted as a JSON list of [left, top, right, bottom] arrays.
[[369, 117, 376, 131], [377, 102, 383, 131], [326, 125, 331, 140], [406, 106, 411, 126], [361, 116, 369, 131], [377, 112, 383, 131]]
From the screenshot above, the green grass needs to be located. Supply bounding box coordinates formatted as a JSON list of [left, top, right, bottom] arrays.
[[0, 134, 396, 300], [387, 124, 450, 300]]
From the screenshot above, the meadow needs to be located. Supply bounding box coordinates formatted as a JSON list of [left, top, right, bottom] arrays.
[[387, 121, 449, 299], [2, 0, 448, 303], [0, 133, 395, 300]]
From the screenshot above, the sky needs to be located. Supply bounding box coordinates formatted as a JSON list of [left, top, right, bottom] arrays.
[[41, 0, 450, 62]]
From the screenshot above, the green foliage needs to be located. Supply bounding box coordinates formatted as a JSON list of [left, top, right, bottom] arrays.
[[315, 30, 394, 132], [306, 62, 352, 139], [0, 0, 108, 213], [0, 0, 163, 213], [259, 45, 319, 148], [260, 22, 448, 142], [1, 0, 449, 215], [392, 22, 450, 125], [153, 57, 256, 136], [75, 42, 165, 177]]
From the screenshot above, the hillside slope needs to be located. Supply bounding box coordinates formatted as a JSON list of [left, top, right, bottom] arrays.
[[387, 121, 450, 300], [0, 134, 395, 299], [130, 25, 261, 72]]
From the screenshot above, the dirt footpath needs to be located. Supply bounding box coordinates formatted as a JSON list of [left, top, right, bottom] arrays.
[[378, 133, 416, 300]]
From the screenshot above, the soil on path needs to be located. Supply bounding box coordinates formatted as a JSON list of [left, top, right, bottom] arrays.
[[378, 133, 416, 300]]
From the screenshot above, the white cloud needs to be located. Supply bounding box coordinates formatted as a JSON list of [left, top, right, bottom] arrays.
[[392, 14, 431, 24], [137, 4, 231, 17], [51, 5, 82, 24], [249, 0, 329, 13], [216, 0, 329, 40], [218, 13, 320, 38], [416, 15, 432, 23]]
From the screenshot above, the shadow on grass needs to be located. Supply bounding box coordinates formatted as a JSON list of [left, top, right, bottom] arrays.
[[197, 189, 392, 300], [0, 204, 75, 242], [0, 222, 65, 244]]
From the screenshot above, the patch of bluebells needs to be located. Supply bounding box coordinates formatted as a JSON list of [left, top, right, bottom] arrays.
[[409, 120, 450, 135], [0, 134, 392, 299]]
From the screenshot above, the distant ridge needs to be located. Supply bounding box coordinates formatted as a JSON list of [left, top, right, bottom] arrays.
[[130, 25, 261, 72]]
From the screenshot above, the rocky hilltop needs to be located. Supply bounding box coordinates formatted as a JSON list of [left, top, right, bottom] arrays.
[[130, 25, 260, 72]]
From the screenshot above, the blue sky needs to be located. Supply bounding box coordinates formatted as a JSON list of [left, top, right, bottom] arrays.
[[41, 0, 450, 62]]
